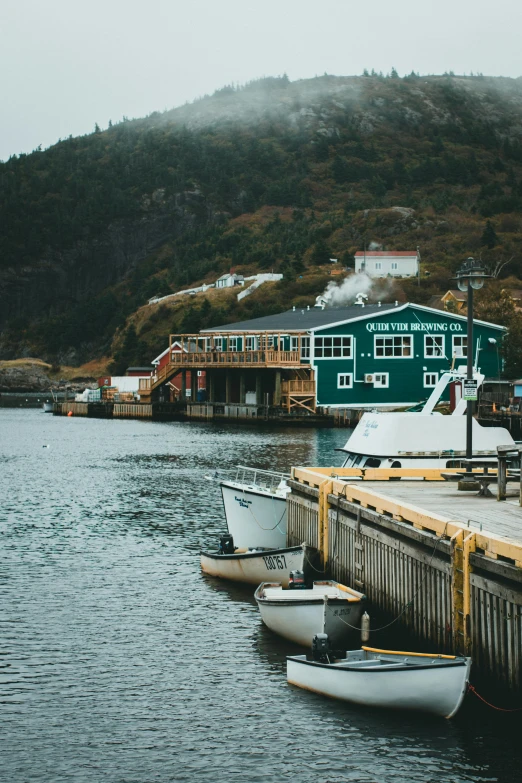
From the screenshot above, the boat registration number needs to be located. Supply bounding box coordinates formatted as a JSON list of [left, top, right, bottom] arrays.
[[263, 554, 287, 570]]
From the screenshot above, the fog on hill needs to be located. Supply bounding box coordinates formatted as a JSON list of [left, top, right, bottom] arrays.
[[1, 73, 522, 371]]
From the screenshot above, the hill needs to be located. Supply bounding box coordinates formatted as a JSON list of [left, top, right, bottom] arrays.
[[1, 72, 522, 370]]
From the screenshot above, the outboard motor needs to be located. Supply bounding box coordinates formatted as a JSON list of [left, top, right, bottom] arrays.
[[219, 534, 235, 554], [312, 633, 331, 663], [288, 570, 306, 589]]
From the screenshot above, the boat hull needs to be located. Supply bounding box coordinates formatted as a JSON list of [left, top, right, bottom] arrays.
[[256, 593, 364, 647], [287, 655, 471, 718], [42, 402, 54, 413], [221, 481, 288, 549], [200, 545, 315, 587]]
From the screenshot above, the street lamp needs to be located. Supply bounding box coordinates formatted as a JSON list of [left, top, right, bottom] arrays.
[[453, 258, 490, 469]]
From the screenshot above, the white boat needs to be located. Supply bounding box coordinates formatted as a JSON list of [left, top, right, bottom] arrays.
[[200, 541, 317, 586], [220, 466, 290, 549], [341, 367, 514, 470], [287, 645, 472, 718], [42, 401, 54, 413], [254, 580, 366, 646]]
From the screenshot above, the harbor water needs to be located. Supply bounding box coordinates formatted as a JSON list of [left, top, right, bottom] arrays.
[[1, 409, 521, 783]]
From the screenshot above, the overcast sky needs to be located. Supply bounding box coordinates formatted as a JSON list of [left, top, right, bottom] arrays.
[[1, 0, 521, 162]]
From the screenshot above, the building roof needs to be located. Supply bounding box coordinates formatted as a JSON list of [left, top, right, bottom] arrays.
[[201, 301, 506, 334], [217, 273, 243, 281], [202, 303, 402, 333], [443, 289, 467, 301], [354, 251, 418, 257]]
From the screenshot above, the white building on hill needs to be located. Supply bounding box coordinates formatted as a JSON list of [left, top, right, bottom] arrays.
[[216, 273, 245, 288], [355, 251, 419, 278]]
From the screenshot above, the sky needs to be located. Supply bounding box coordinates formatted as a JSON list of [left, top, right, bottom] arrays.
[[1, 0, 521, 162]]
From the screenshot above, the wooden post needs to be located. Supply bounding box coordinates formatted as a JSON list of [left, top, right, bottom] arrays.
[[451, 529, 464, 654], [497, 452, 506, 501], [255, 374, 262, 406], [191, 370, 197, 402], [225, 371, 231, 404], [239, 373, 246, 404], [274, 370, 282, 407], [208, 372, 215, 402], [318, 479, 333, 570], [181, 370, 186, 400], [463, 532, 476, 656]]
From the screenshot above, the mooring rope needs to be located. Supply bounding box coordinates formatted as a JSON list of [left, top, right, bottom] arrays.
[[467, 684, 522, 712], [244, 491, 287, 532]]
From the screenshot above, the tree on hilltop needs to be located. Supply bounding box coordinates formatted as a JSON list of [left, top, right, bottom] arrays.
[[481, 220, 498, 249]]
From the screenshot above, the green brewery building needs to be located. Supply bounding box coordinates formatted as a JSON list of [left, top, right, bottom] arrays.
[[141, 300, 505, 413]]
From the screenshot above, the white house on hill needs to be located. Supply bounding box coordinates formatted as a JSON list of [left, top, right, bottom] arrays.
[[216, 273, 245, 288], [355, 251, 419, 278]]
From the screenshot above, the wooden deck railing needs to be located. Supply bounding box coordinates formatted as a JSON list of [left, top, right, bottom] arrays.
[[282, 380, 315, 394], [168, 350, 302, 366]]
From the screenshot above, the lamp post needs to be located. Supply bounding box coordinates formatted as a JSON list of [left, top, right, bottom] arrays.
[[453, 258, 489, 467]]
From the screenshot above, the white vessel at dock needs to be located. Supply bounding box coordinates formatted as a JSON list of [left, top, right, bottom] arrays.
[[341, 368, 515, 470], [220, 466, 290, 549], [42, 402, 54, 413], [200, 542, 317, 586], [287, 645, 471, 718], [255, 580, 366, 647]]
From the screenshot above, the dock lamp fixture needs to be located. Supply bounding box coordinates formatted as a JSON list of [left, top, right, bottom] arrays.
[[452, 258, 490, 478]]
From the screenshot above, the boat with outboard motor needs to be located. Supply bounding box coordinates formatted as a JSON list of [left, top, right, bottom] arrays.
[[216, 466, 290, 550], [287, 638, 471, 718], [200, 536, 318, 586], [255, 577, 366, 646], [340, 367, 515, 470]]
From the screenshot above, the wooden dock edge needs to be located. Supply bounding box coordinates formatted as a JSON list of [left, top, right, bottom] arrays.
[[287, 473, 522, 693]]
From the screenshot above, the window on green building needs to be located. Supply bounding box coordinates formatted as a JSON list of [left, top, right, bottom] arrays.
[[424, 335, 445, 358], [337, 373, 353, 388], [452, 336, 467, 358], [314, 336, 352, 358], [374, 335, 412, 358], [374, 373, 389, 388], [424, 372, 438, 387]]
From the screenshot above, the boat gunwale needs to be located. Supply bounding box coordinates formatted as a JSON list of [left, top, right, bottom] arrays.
[[220, 481, 290, 500], [258, 597, 364, 607], [286, 655, 468, 673], [255, 586, 365, 608], [200, 544, 311, 561]]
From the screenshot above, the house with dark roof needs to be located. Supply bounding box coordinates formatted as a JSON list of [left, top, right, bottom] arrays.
[[139, 298, 505, 412]]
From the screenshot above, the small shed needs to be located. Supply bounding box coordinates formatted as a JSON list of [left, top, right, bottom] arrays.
[[216, 273, 245, 288]]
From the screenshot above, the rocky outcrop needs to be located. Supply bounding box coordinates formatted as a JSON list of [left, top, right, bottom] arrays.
[[0, 363, 52, 392], [0, 363, 95, 392]]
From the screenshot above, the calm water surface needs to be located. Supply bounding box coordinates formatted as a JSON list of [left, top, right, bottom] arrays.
[[1, 410, 520, 783]]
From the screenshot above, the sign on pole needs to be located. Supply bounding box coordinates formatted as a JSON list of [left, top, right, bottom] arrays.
[[463, 379, 478, 401]]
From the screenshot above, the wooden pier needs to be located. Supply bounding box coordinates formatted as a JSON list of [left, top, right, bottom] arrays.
[[53, 400, 344, 426], [287, 467, 522, 695]]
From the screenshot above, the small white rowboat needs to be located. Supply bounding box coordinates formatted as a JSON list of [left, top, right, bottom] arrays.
[[200, 543, 317, 587], [287, 645, 472, 718], [255, 580, 366, 646]]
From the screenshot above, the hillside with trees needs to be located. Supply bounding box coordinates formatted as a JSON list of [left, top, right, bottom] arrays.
[[1, 72, 522, 372]]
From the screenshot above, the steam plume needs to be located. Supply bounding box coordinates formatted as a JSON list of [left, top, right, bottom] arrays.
[[322, 273, 373, 306]]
